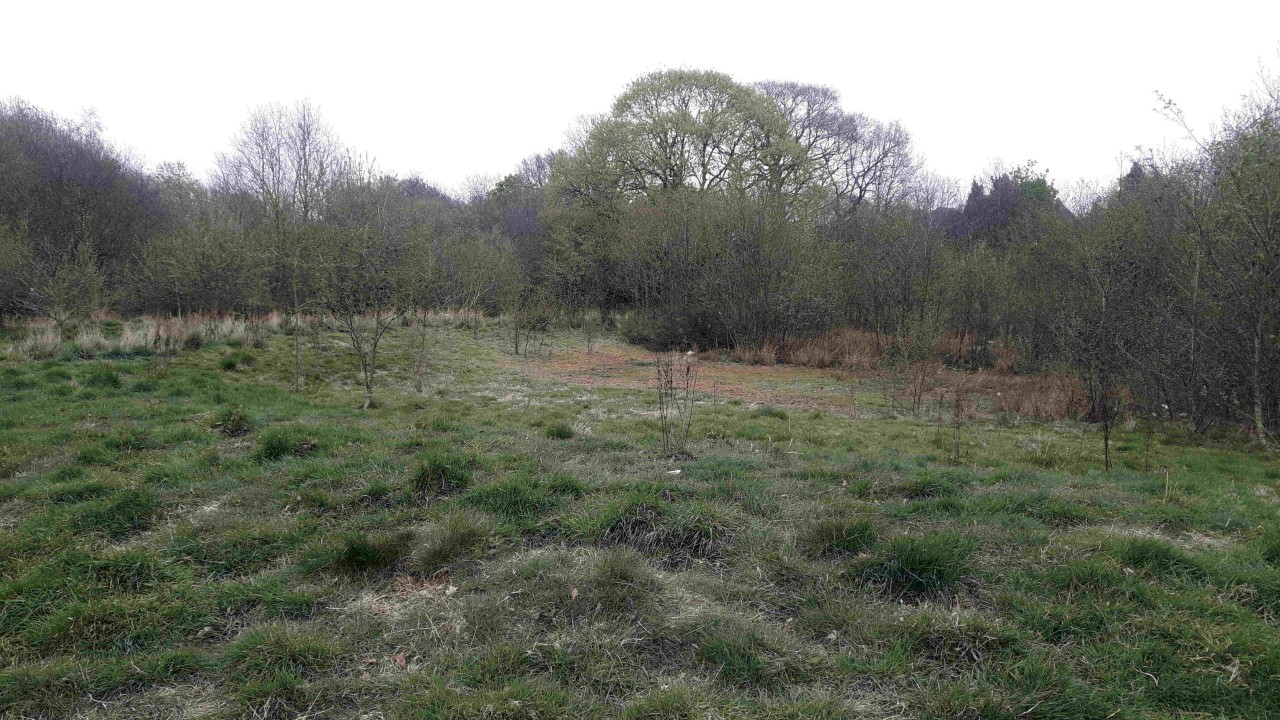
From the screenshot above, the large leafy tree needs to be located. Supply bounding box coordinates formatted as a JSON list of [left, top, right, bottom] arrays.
[[544, 70, 816, 347]]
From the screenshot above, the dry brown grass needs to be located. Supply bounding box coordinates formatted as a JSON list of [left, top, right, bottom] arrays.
[[736, 328, 1016, 375], [776, 328, 886, 370], [990, 339, 1019, 374], [936, 329, 977, 363], [8, 322, 61, 360], [886, 367, 1086, 421], [523, 333, 1088, 422], [991, 372, 1087, 420], [730, 342, 778, 366]]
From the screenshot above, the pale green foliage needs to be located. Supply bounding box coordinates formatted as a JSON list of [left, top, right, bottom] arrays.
[[0, 223, 33, 314], [18, 240, 107, 331], [135, 225, 268, 314], [441, 234, 522, 315]]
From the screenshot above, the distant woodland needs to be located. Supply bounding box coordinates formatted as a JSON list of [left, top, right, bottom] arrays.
[[2, 66, 1278, 441]]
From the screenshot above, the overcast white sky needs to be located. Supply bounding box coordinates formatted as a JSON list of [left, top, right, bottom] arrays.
[[4, 1, 1278, 196]]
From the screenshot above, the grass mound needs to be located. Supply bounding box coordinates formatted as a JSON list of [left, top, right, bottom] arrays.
[[870, 532, 977, 593], [213, 404, 252, 437], [508, 548, 662, 626], [797, 515, 877, 557], [691, 617, 813, 689], [411, 449, 475, 495], [591, 490, 729, 566], [1258, 524, 1280, 565], [327, 529, 417, 574], [1117, 538, 1206, 580], [413, 510, 493, 575], [221, 625, 343, 702], [545, 422, 575, 439], [463, 472, 584, 525], [256, 425, 321, 461]]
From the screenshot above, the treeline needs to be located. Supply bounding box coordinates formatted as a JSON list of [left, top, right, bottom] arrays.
[[1, 67, 1277, 440]]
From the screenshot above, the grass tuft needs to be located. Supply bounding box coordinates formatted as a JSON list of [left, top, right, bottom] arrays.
[[213, 404, 252, 437], [411, 449, 475, 495], [693, 618, 810, 689], [256, 425, 321, 461], [1117, 538, 1206, 580], [545, 422, 575, 440], [872, 532, 976, 593], [464, 473, 582, 525], [797, 516, 877, 557], [84, 363, 122, 389], [413, 510, 492, 575], [1258, 524, 1280, 566], [333, 529, 417, 573], [221, 625, 342, 701]]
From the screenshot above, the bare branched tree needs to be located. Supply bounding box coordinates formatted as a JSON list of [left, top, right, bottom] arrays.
[[214, 100, 343, 390]]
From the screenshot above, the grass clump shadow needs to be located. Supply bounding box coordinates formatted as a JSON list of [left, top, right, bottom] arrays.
[[332, 529, 417, 574], [1116, 538, 1206, 580]]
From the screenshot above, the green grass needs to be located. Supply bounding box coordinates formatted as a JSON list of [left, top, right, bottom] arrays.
[[0, 318, 1277, 718]]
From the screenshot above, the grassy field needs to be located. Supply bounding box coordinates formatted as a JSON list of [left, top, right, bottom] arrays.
[[1, 317, 1279, 719]]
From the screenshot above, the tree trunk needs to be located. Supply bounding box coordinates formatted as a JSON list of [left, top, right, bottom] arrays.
[[292, 319, 303, 392], [363, 344, 378, 410], [290, 261, 303, 392], [1253, 316, 1267, 444]]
